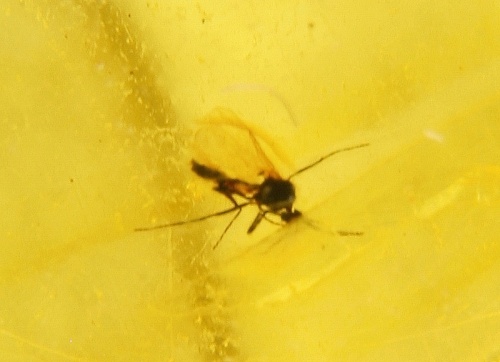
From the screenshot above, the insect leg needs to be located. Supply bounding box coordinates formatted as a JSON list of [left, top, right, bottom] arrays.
[[337, 230, 364, 236], [213, 186, 240, 207], [134, 203, 250, 231], [212, 206, 243, 250], [262, 214, 287, 226], [247, 211, 266, 234], [300, 217, 364, 237]]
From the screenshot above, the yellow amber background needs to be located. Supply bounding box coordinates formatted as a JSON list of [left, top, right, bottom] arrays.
[[1, 1, 499, 361]]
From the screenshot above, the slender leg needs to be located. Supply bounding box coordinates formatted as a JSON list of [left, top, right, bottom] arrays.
[[134, 203, 250, 231], [247, 211, 265, 234], [212, 206, 243, 250], [213, 187, 239, 207], [337, 230, 363, 236]]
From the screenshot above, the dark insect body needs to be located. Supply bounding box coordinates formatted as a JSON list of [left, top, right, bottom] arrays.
[[191, 160, 302, 238], [135, 121, 369, 249]]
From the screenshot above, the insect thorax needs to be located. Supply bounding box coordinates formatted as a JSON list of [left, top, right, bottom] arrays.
[[255, 178, 296, 211]]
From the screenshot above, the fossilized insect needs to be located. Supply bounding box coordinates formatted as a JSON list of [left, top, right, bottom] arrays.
[[136, 109, 369, 249]]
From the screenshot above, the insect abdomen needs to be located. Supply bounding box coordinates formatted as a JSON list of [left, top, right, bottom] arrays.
[[191, 160, 227, 180]]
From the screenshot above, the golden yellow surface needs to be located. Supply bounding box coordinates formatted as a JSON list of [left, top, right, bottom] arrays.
[[1, 1, 499, 361]]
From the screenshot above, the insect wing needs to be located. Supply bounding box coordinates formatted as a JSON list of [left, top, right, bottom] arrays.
[[192, 108, 281, 183]]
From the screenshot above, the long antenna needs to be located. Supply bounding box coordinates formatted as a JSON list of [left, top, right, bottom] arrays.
[[288, 143, 369, 180], [134, 202, 251, 232]]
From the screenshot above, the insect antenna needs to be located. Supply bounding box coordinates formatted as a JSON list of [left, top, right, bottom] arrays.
[[134, 202, 251, 232], [287, 143, 369, 180]]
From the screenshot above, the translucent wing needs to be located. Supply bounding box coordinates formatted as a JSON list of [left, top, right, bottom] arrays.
[[192, 108, 281, 183]]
